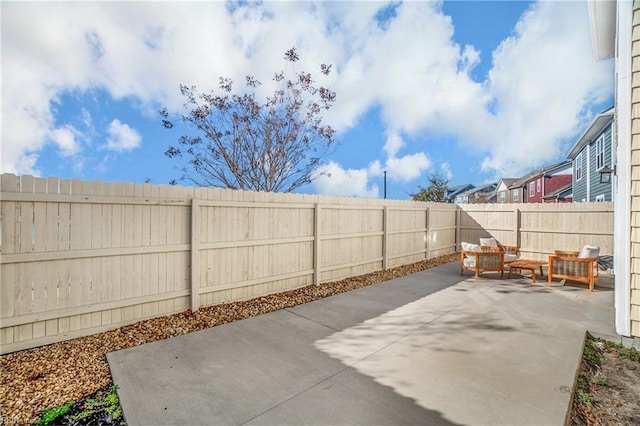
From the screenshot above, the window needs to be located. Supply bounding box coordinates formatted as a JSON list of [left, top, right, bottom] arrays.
[[537, 178, 541, 193], [596, 135, 605, 170], [500, 191, 505, 203], [512, 190, 519, 202], [595, 194, 605, 202], [575, 153, 583, 181], [529, 182, 535, 197]]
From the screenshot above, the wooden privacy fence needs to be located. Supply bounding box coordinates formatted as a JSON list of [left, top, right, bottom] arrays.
[[458, 203, 615, 260], [0, 174, 457, 354]]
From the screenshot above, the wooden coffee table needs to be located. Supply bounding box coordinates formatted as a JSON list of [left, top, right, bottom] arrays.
[[508, 259, 547, 283]]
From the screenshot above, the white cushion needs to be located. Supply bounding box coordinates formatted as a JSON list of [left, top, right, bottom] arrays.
[[463, 257, 476, 268], [479, 237, 498, 247], [461, 242, 481, 260], [461, 242, 474, 252], [504, 254, 518, 263], [578, 245, 600, 259]]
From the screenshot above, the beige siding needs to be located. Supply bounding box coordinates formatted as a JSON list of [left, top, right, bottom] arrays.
[[630, 0, 640, 338]]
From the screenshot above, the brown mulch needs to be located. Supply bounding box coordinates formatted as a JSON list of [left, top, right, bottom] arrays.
[[0, 253, 458, 423]]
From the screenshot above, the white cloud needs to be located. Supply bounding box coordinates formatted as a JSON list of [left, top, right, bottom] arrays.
[[50, 125, 81, 157], [440, 162, 453, 182], [480, 1, 613, 176], [312, 161, 379, 198], [384, 152, 431, 182], [105, 119, 141, 152], [380, 133, 431, 183], [0, 0, 613, 187], [384, 133, 405, 158]]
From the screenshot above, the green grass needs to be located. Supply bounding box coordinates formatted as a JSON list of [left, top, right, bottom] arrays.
[[70, 385, 123, 422], [35, 401, 74, 426], [35, 385, 124, 425], [575, 388, 593, 405]]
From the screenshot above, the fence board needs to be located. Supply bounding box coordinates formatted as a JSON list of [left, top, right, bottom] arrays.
[[3, 174, 613, 354]]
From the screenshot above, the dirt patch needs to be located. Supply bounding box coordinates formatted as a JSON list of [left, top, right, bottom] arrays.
[[1, 253, 458, 423], [569, 334, 640, 425]]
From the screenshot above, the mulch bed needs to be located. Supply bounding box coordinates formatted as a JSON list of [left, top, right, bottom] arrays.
[[1, 253, 458, 423]]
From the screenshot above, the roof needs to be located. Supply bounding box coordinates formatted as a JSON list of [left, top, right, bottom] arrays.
[[457, 182, 497, 198], [542, 182, 573, 200], [446, 184, 474, 199], [507, 161, 572, 189], [497, 178, 518, 191], [567, 107, 614, 159]]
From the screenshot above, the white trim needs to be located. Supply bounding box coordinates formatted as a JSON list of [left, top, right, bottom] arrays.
[[614, 0, 632, 337], [596, 134, 605, 170], [575, 152, 584, 181], [595, 194, 605, 202], [586, 144, 592, 200], [588, 0, 616, 60]]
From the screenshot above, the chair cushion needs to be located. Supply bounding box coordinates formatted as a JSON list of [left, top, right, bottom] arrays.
[[479, 237, 498, 247], [504, 254, 518, 263], [578, 245, 600, 259], [461, 242, 481, 259], [461, 242, 474, 252], [463, 257, 476, 268]]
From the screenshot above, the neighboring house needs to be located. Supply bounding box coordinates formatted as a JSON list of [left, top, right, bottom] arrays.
[[507, 176, 529, 204], [496, 178, 518, 203], [566, 107, 615, 202], [521, 161, 573, 204], [589, 0, 637, 338], [454, 183, 497, 204], [446, 184, 474, 204], [541, 182, 573, 204]]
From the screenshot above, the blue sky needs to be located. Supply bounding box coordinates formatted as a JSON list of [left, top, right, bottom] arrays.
[[1, 1, 614, 200]]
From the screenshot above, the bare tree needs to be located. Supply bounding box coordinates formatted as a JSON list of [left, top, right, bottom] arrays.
[[161, 47, 336, 192], [411, 172, 450, 202]]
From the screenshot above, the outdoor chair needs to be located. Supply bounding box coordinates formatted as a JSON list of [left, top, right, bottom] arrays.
[[479, 237, 519, 263], [547, 245, 600, 291], [460, 242, 505, 280]]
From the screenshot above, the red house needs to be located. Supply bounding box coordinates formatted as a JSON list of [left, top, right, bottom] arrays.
[[522, 161, 573, 203]]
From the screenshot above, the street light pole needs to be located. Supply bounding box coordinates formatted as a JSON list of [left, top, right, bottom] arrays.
[[383, 170, 387, 199]]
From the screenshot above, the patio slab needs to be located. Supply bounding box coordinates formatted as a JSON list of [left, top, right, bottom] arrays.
[[107, 262, 615, 425]]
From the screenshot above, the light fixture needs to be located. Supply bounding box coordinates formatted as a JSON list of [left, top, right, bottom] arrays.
[[599, 166, 614, 184]]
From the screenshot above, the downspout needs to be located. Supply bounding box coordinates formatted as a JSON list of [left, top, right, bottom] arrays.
[[614, 0, 632, 337]]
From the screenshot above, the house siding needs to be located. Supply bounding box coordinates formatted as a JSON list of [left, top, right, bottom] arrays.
[[630, 0, 640, 337], [511, 188, 523, 203], [572, 124, 613, 202], [589, 124, 613, 201], [523, 170, 571, 204], [542, 174, 573, 203], [573, 152, 588, 202]]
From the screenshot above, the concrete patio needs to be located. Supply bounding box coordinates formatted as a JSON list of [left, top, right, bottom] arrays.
[[107, 261, 615, 425]]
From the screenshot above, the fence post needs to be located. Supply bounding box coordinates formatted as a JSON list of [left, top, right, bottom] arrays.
[[313, 203, 321, 285], [425, 206, 431, 260], [383, 205, 389, 270], [515, 207, 521, 250], [190, 198, 200, 311], [455, 207, 461, 251]]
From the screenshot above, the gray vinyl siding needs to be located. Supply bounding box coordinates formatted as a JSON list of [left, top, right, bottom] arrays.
[[572, 151, 588, 202], [589, 124, 612, 201], [572, 123, 613, 202]]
